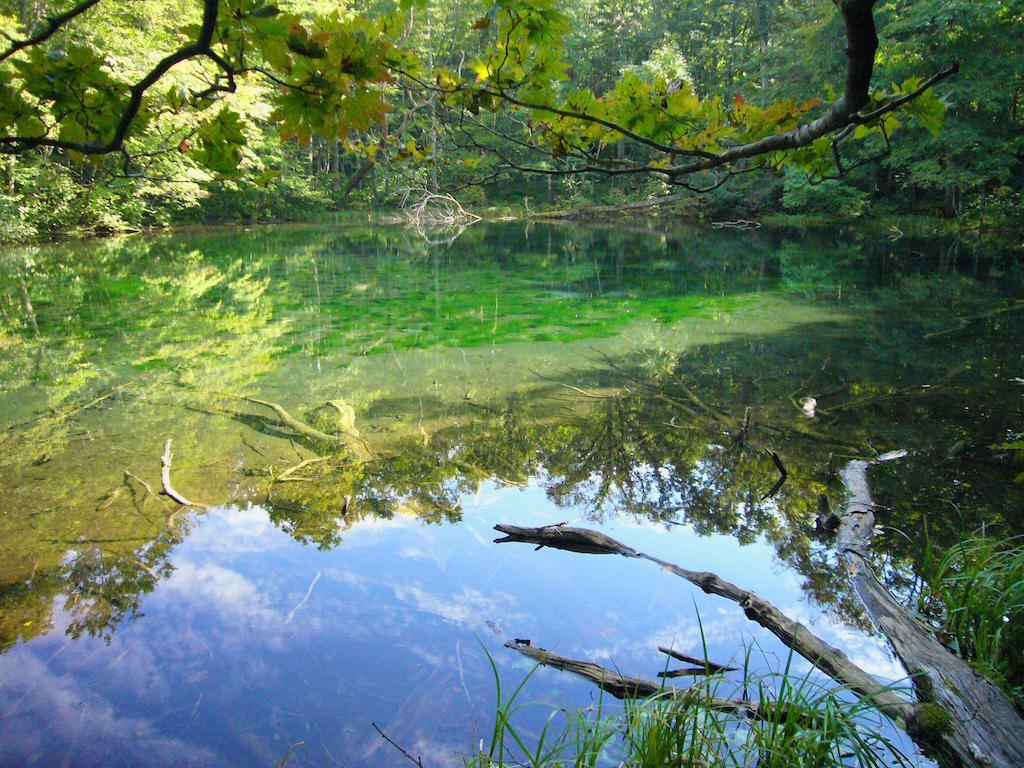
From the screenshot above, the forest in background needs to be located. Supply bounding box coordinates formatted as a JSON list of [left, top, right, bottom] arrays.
[[1, 0, 1021, 242]]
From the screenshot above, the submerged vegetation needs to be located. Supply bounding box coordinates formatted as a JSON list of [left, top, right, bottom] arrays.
[[1, 221, 1022, 765]]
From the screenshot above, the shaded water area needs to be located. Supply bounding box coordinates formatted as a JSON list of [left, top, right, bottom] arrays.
[[0, 220, 1022, 767]]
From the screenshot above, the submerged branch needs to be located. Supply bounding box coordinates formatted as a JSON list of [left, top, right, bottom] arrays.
[[123, 469, 172, 515], [506, 640, 821, 724], [4, 384, 129, 432], [204, 390, 372, 459], [160, 438, 207, 509]]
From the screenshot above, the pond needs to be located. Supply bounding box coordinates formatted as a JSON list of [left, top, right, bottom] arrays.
[[0, 220, 1021, 767]]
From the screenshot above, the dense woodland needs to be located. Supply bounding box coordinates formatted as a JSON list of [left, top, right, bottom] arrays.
[[2, 3, 1024, 767], [1, 0, 1020, 241]]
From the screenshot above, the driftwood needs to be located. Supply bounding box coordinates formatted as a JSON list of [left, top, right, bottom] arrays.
[[837, 458, 1024, 768], [506, 641, 816, 724], [658, 646, 737, 674], [160, 438, 207, 509], [209, 391, 371, 459], [494, 523, 918, 727], [495, 454, 1024, 768]]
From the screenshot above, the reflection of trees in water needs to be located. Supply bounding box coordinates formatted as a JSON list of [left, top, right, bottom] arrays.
[[1, 224, 1022, 650], [0, 527, 181, 651], [258, 285, 1024, 633], [6, 293, 1022, 648]]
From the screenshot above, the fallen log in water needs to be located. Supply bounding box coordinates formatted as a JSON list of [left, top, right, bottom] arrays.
[[505, 640, 824, 725], [494, 523, 638, 556], [494, 523, 919, 725], [837, 458, 1024, 768], [494, 489, 1024, 767]]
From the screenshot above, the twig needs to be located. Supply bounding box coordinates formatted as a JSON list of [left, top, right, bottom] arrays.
[[658, 646, 737, 673], [160, 438, 208, 508], [761, 448, 788, 500], [284, 570, 321, 625], [658, 667, 720, 678], [371, 723, 425, 767]]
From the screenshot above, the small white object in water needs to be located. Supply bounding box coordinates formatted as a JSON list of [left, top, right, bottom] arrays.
[[801, 397, 817, 418], [876, 449, 909, 462]]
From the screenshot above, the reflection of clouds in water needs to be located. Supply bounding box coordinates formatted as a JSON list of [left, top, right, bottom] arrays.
[[0, 651, 221, 767], [393, 583, 524, 631], [325, 566, 371, 587], [462, 524, 492, 549], [185, 503, 281, 553], [581, 612, 746, 667], [396, 531, 451, 569], [828, 625, 908, 684], [347, 514, 415, 533], [783, 601, 908, 684], [188, 503, 415, 557], [164, 560, 282, 627], [411, 736, 470, 768]]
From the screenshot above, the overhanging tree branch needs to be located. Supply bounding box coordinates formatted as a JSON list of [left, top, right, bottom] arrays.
[[419, 0, 957, 187], [0, 0, 229, 156]]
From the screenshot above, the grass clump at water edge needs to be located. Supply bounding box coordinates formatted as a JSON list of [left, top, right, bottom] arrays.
[[462, 646, 911, 768], [918, 534, 1024, 707]]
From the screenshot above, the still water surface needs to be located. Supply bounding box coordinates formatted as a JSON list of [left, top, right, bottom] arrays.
[[0, 221, 1021, 766]]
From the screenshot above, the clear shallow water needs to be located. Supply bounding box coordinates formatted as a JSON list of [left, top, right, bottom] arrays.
[[0, 221, 1022, 766]]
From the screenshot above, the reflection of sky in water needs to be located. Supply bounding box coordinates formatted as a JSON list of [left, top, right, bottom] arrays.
[[0, 481, 931, 767]]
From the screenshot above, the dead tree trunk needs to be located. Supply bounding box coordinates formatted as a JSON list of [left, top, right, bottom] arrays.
[[494, 507, 1024, 767], [837, 459, 1024, 767]]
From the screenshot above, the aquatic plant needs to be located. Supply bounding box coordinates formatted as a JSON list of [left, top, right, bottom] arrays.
[[461, 640, 911, 768], [919, 535, 1024, 706]]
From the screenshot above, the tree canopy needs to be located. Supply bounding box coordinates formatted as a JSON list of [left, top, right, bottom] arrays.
[[0, 1, 952, 181], [1, 0, 1020, 239]]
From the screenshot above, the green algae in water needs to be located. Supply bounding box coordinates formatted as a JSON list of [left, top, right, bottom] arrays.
[[0, 220, 1022, 766]]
